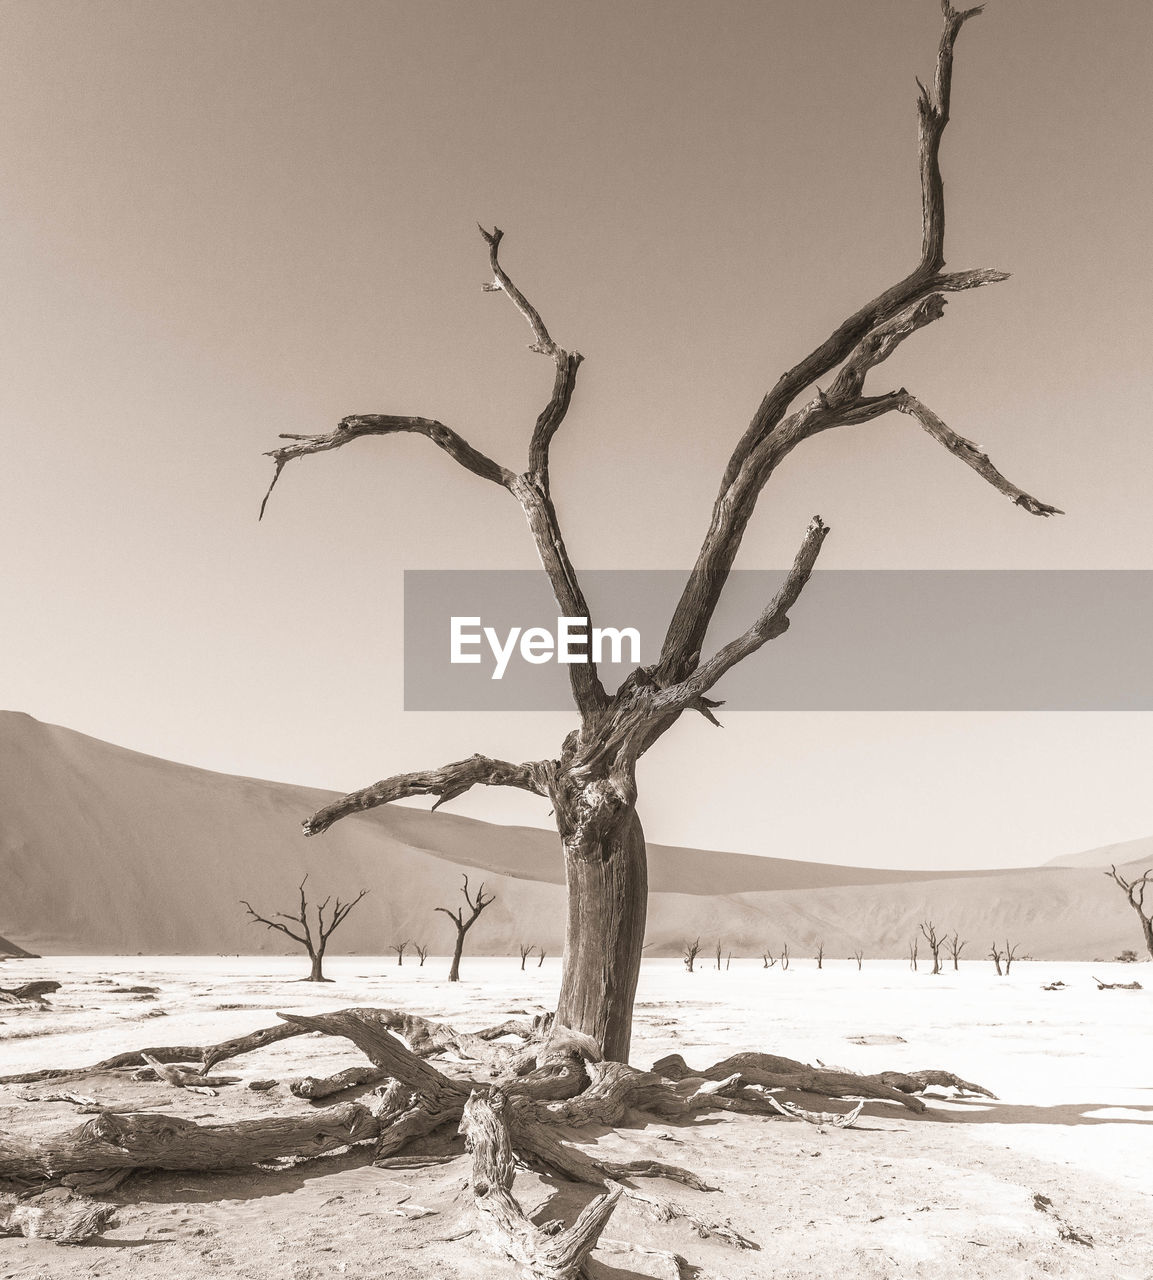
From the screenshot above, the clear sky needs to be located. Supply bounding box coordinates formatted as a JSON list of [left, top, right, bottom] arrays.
[[2, 1, 1150, 870]]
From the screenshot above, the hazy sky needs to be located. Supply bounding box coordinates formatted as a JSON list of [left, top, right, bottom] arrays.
[[2, 1, 1151, 870]]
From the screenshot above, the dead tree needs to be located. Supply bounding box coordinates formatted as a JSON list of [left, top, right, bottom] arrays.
[[714, 941, 724, 971], [259, 2, 1057, 1065], [518, 943, 536, 971], [919, 921, 943, 975], [414, 943, 429, 967], [989, 941, 1004, 976], [762, 950, 777, 969], [435, 876, 495, 982], [780, 943, 790, 972], [1105, 865, 1153, 959], [683, 939, 701, 973], [946, 931, 966, 970], [908, 937, 919, 972], [851, 949, 864, 971], [240, 878, 368, 982], [814, 941, 824, 970], [391, 940, 409, 967], [537, 948, 546, 967], [1003, 940, 1020, 975]]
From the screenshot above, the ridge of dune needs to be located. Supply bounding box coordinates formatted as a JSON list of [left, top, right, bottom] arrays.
[[0, 711, 1147, 959]]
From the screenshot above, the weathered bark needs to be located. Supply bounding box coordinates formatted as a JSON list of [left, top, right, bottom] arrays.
[[554, 808, 647, 1064], [290, 1065, 390, 1099], [0, 1104, 381, 1179], [460, 1089, 621, 1280], [0, 980, 60, 1004]]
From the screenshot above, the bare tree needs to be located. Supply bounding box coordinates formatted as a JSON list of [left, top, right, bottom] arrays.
[[1105, 865, 1153, 959], [989, 941, 1004, 976], [908, 937, 919, 973], [1003, 940, 1020, 975], [391, 940, 409, 967], [537, 948, 546, 968], [259, 2, 1057, 1063], [518, 943, 536, 971], [814, 940, 824, 970], [683, 938, 701, 973], [435, 876, 495, 982], [725, 951, 732, 972], [241, 877, 368, 982], [414, 943, 429, 967], [919, 921, 943, 975], [762, 950, 777, 969], [851, 949, 864, 971], [714, 941, 724, 971], [946, 931, 966, 970], [780, 943, 790, 972]]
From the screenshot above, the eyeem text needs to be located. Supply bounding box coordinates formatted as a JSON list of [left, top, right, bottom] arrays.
[[450, 616, 641, 680]]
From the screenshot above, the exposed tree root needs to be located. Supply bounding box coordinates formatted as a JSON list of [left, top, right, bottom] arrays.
[[0, 1020, 307, 1085], [460, 1088, 621, 1280], [0, 1003, 988, 1267]]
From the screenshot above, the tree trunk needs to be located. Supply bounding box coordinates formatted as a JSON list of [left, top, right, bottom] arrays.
[[1142, 915, 1153, 960], [448, 934, 464, 982], [307, 950, 325, 982], [555, 807, 647, 1063]]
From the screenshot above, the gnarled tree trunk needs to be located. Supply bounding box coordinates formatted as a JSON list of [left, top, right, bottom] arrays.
[[555, 806, 647, 1063]]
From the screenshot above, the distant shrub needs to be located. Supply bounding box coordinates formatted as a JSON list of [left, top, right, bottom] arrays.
[[1116, 949, 1139, 963]]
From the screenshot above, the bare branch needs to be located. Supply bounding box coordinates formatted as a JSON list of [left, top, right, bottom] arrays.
[[240, 901, 308, 949], [260, 415, 515, 519], [303, 755, 551, 837], [656, 515, 830, 712], [656, 2, 1003, 684], [894, 392, 1063, 516], [320, 889, 369, 942]]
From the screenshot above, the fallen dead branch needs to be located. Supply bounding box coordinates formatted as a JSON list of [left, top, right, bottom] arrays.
[[0, 1187, 118, 1244]]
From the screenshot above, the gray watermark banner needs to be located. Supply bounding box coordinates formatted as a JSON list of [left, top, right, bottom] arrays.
[[404, 570, 1153, 711]]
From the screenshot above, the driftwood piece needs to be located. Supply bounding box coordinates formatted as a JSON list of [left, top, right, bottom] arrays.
[[0, 980, 61, 1004], [0, 1020, 307, 1085], [765, 1096, 865, 1128], [1092, 975, 1143, 991], [290, 1065, 390, 1099], [877, 1068, 997, 1098], [0, 1103, 380, 1179], [459, 1089, 621, 1280], [0, 1188, 118, 1244]]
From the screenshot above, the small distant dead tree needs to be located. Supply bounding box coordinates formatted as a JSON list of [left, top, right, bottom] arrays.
[[919, 921, 943, 975], [714, 941, 724, 971], [780, 943, 790, 971], [240, 876, 368, 982], [725, 951, 732, 971], [435, 876, 495, 982], [814, 940, 824, 970], [391, 940, 409, 967], [1105, 865, 1153, 959], [946, 931, 966, 970], [414, 943, 429, 967], [762, 950, 777, 969], [851, 949, 864, 971], [537, 948, 546, 967], [908, 936, 919, 972], [518, 943, 536, 971], [683, 938, 701, 973], [1003, 940, 1020, 975], [989, 941, 1004, 976]]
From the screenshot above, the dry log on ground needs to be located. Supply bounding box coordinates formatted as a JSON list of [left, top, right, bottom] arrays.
[[1092, 976, 1143, 991], [0, 1103, 380, 1179], [877, 1069, 996, 1098], [0, 1188, 117, 1244], [459, 1089, 621, 1280]]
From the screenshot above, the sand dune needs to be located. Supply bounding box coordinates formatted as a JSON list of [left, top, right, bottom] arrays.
[[1, 711, 1148, 959]]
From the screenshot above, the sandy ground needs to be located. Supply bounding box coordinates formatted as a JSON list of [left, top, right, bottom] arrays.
[[1, 955, 1151, 1279]]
